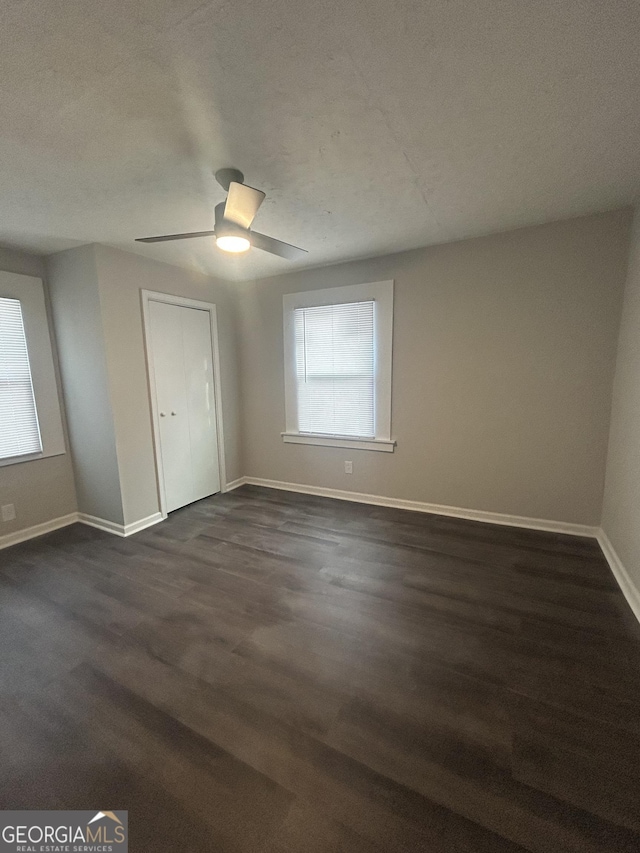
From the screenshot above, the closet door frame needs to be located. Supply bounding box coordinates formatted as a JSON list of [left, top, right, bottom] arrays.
[[141, 289, 227, 519]]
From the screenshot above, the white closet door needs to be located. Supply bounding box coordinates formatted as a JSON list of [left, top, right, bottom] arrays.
[[181, 304, 221, 502], [148, 300, 220, 513]]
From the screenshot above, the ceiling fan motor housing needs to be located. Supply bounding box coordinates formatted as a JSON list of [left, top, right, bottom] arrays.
[[214, 201, 250, 241], [214, 168, 245, 192]]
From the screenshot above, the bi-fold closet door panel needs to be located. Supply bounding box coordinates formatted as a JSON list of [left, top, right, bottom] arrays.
[[148, 300, 220, 513], [181, 304, 221, 503]]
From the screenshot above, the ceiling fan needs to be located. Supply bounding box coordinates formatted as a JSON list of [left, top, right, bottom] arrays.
[[135, 168, 307, 261]]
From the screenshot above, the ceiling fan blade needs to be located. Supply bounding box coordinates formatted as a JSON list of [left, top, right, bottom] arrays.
[[135, 230, 216, 243], [250, 231, 307, 260], [224, 182, 265, 229]]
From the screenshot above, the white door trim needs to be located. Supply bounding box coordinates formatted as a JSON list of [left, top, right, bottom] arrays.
[[141, 289, 227, 518]]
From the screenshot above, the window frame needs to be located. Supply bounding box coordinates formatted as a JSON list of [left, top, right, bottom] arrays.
[[0, 271, 66, 467], [282, 280, 395, 452]]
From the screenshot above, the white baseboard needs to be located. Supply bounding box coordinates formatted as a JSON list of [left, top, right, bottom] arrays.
[[240, 477, 598, 538], [123, 512, 164, 536], [596, 529, 640, 625], [224, 477, 247, 492], [0, 512, 79, 551], [77, 513, 124, 536], [77, 511, 163, 537], [1, 508, 164, 549]]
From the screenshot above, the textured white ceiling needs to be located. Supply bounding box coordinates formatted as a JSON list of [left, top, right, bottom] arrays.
[[0, 0, 639, 280]]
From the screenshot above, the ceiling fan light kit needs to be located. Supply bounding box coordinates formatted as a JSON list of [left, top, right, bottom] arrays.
[[136, 169, 307, 260], [214, 201, 251, 253], [215, 234, 250, 253]]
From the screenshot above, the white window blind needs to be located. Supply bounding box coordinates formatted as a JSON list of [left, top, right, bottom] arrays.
[[0, 297, 42, 459], [294, 300, 375, 437]]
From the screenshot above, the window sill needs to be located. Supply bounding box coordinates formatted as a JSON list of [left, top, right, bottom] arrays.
[[281, 432, 396, 452], [0, 449, 66, 469]]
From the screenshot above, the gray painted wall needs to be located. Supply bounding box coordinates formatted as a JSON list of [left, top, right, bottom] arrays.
[[602, 208, 640, 590], [93, 245, 242, 526], [0, 246, 77, 536], [5, 208, 635, 539], [237, 210, 632, 525], [47, 245, 124, 523], [48, 244, 242, 528]]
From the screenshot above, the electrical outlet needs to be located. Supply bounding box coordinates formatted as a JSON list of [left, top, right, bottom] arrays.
[[344, 461, 353, 474], [1, 504, 16, 522]]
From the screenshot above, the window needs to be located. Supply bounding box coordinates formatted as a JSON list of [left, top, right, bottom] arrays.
[[0, 297, 42, 459], [0, 271, 65, 467], [283, 280, 395, 452], [295, 301, 375, 437]]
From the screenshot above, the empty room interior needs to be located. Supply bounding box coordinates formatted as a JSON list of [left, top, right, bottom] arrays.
[[2, 1, 640, 851]]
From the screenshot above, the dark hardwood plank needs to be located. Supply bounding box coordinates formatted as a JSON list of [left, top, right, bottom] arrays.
[[1, 484, 639, 852]]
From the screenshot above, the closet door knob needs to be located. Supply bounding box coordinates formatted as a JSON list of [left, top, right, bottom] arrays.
[[160, 412, 166, 417], [171, 411, 177, 416]]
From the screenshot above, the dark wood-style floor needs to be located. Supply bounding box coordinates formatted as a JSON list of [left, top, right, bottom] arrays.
[[1, 485, 640, 852]]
